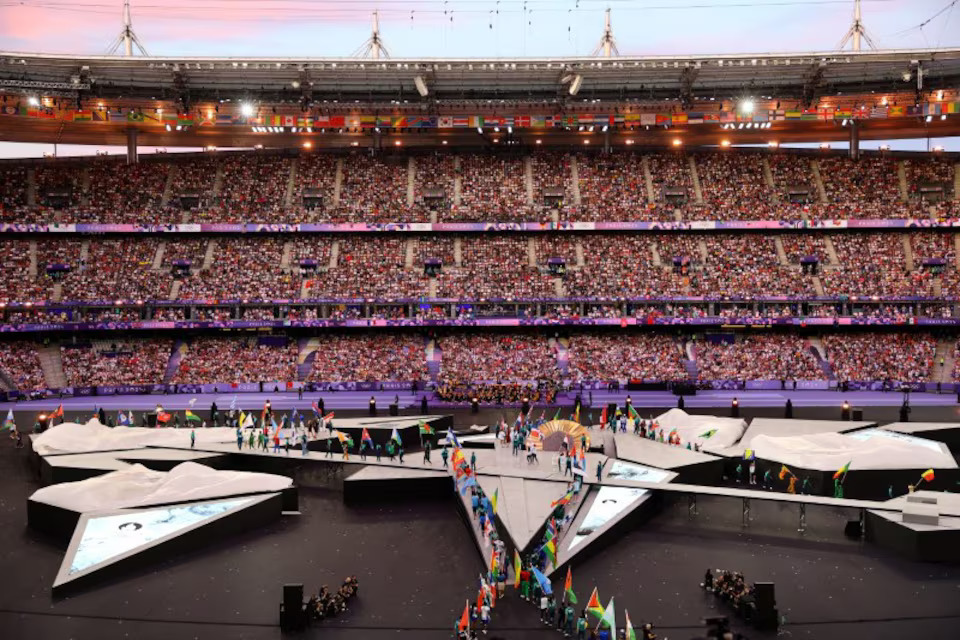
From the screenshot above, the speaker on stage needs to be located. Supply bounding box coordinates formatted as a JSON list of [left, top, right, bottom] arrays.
[[317, 397, 325, 415], [389, 403, 399, 417], [421, 396, 428, 414], [677, 395, 685, 409], [785, 398, 793, 419], [471, 397, 479, 414], [753, 582, 778, 631], [279, 583, 305, 631], [369, 397, 376, 417]]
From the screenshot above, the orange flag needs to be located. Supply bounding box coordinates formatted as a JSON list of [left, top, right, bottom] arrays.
[[458, 600, 470, 631]]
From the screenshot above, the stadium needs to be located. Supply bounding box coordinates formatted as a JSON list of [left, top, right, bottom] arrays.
[[2, 1, 960, 639]]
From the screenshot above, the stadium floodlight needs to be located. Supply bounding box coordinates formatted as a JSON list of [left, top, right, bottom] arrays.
[[720, 139, 731, 147], [414, 75, 429, 97], [672, 138, 682, 146], [601, 125, 608, 132], [568, 74, 584, 96], [165, 124, 171, 132], [27, 96, 39, 107], [739, 99, 754, 114], [768, 141, 779, 148], [933, 145, 944, 152], [507, 126, 513, 134], [476, 127, 483, 134], [925, 115, 932, 123], [942, 115, 947, 121], [240, 102, 255, 117]]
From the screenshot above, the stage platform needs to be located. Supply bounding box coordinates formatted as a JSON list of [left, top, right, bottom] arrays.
[[867, 492, 960, 563], [881, 422, 960, 450], [610, 432, 725, 484], [704, 417, 875, 457]]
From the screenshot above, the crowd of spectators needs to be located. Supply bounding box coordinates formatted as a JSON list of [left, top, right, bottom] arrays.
[[530, 152, 573, 211], [196, 154, 292, 223], [307, 334, 427, 382], [453, 154, 532, 222], [59, 238, 165, 300], [767, 153, 814, 199], [906, 158, 956, 202], [780, 233, 832, 266], [84, 158, 172, 223], [566, 334, 687, 381], [818, 156, 902, 217], [0, 165, 27, 217], [696, 335, 822, 381], [307, 236, 421, 299], [171, 337, 297, 384], [0, 341, 45, 390], [565, 235, 684, 298], [60, 339, 173, 386], [575, 152, 673, 222], [414, 153, 455, 214], [695, 235, 812, 296], [695, 153, 776, 221], [0, 239, 47, 303], [179, 237, 295, 300], [824, 333, 936, 383], [335, 154, 424, 223], [437, 333, 558, 384], [165, 155, 219, 214], [822, 233, 931, 296], [647, 152, 693, 204], [293, 153, 339, 221], [437, 236, 554, 299]]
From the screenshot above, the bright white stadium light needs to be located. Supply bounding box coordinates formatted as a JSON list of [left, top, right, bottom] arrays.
[[740, 99, 754, 114], [568, 74, 583, 96], [477, 127, 483, 134], [494, 126, 500, 133], [27, 96, 40, 106], [738, 123, 744, 129], [507, 126, 513, 134], [601, 125, 608, 132], [933, 145, 945, 152], [165, 124, 171, 132], [240, 102, 255, 117], [414, 75, 429, 97], [926, 115, 933, 123]]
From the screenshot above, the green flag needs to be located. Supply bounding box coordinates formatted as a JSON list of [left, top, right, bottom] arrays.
[[596, 597, 616, 632]]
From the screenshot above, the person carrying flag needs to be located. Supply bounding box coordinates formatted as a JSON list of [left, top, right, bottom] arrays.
[[423, 439, 432, 464], [236, 428, 243, 451], [470, 451, 477, 473], [190, 429, 196, 449], [441, 445, 449, 468]]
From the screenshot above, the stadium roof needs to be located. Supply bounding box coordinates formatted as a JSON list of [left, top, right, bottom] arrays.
[[3, 48, 960, 104]]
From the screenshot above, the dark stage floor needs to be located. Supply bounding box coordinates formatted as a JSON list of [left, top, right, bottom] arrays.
[[3, 444, 960, 640]]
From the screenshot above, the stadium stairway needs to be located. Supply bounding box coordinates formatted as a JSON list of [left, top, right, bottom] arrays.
[[426, 339, 441, 382], [159, 164, 177, 208], [0, 369, 15, 393], [28, 240, 37, 276], [406, 157, 416, 206], [163, 340, 187, 383], [689, 156, 704, 203], [296, 337, 316, 381], [897, 160, 909, 201], [773, 237, 789, 266], [811, 159, 829, 204], [328, 240, 339, 268], [37, 344, 67, 389], [955, 235, 960, 270], [152, 241, 166, 270], [285, 157, 298, 209], [169, 280, 182, 299], [811, 275, 825, 296], [453, 156, 462, 206], [902, 235, 915, 271], [202, 239, 217, 269], [332, 158, 343, 206], [954, 162, 960, 199], [51, 282, 62, 302], [552, 337, 570, 376], [641, 156, 656, 204], [569, 155, 583, 205], [823, 235, 841, 265], [280, 241, 293, 269], [806, 337, 835, 380], [524, 157, 534, 204], [25, 167, 36, 206], [932, 339, 956, 385], [683, 340, 699, 380]]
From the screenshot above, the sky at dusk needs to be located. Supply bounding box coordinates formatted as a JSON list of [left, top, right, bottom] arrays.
[[0, 0, 958, 155]]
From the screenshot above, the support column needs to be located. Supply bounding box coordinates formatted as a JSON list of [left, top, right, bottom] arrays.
[[126, 128, 139, 165], [848, 121, 860, 160]]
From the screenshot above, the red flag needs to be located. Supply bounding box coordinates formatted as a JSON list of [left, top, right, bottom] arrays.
[[599, 406, 607, 429], [52, 404, 64, 419], [458, 600, 470, 631], [156, 411, 172, 424], [323, 412, 335, 422]]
